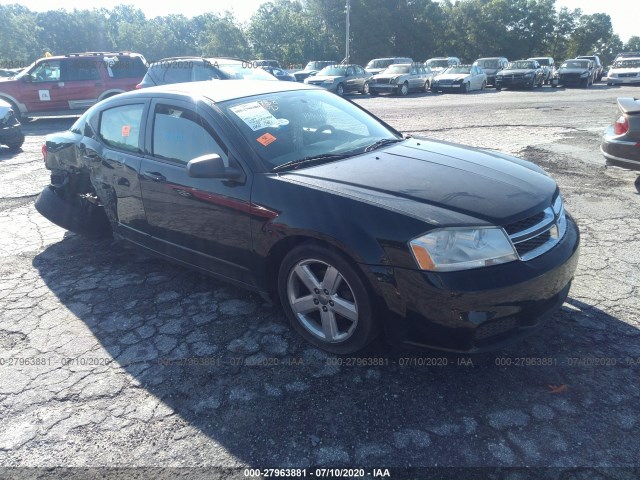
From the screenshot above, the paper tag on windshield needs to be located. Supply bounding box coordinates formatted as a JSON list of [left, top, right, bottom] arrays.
[[230, 102, 279, 131]]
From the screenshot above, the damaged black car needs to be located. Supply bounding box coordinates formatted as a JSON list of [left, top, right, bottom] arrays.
[[35, 80, 580, 354]]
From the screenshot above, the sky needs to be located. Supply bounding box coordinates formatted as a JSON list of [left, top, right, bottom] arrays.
[[3, 0, 637, 42]]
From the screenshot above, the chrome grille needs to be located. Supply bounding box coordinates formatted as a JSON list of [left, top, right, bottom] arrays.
[[504, 196, 567, 261], [374, 78, 391, 85]]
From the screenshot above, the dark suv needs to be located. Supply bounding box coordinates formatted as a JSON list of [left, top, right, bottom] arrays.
[[136, 57, 277, 88], [0, 52, 147, 119]]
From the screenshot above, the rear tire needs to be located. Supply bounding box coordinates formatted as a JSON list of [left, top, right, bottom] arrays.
[[278, 243, 379, 354], [35, 186, 112, 238], [635, 175, 640, 193]]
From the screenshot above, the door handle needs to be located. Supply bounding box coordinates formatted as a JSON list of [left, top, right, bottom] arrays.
[[142, 171, 166, 182]]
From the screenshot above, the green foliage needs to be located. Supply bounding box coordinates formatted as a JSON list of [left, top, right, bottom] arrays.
[[0, 1, 629, 70], [625, 36, 640, 52]]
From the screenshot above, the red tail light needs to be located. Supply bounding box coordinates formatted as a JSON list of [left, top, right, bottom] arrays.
[[41, 143, 47, 162], [613, 115, 629, 135], [135, 83, 142, 89]]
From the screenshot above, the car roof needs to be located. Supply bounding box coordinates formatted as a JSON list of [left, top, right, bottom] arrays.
[[122, 80, 318, 103]]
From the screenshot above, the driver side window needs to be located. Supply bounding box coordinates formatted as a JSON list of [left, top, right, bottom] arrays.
[[30, 60, 61, 83], [152, 104, 228, 166]]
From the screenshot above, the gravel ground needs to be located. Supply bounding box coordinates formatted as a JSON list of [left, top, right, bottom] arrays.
[[0, 83, 639, 479]]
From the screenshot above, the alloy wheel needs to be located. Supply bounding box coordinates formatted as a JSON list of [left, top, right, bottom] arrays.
[[286, 259, 359, 343]]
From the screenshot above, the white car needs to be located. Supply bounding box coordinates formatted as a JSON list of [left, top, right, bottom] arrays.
[[430, 65, 487, 93], [606, 57, 640, 85]]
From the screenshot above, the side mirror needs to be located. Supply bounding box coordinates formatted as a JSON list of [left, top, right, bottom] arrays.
[[187, 154, 243, 180], [22, 74, 33, 83]]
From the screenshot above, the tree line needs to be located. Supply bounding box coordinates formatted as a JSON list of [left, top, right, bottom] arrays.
[[1, 0, 639, 70]]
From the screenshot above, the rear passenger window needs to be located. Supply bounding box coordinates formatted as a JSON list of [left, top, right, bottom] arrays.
[[99, 104, 144, 153], [63, 60, 101, 81], [152, 104, 227, 165], [106, 56, 148, 79], [162, 65, 192, 84]]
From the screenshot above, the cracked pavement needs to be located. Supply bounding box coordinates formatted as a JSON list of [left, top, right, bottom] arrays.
[[0, 85, 639, 478]]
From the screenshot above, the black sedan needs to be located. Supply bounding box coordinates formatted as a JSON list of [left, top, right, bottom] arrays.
[[551, 59, 594, 88], [601, 97, 640, 192], [495, 60, 544, 90], [35, 81, 579, 354]]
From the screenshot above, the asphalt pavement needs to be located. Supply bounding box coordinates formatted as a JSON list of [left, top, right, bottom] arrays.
[[0, 83, 639, 479]]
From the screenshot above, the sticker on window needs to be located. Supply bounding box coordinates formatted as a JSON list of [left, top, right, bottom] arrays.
[[257, 132, 277, 146], [121, 125, 131, 137], [38, 90, 51, 101], [230, 102, 280, 131]]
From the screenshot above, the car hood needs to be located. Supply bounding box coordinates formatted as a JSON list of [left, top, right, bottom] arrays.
[[277, 138, 556, 225], [373, 73, 405, 80], [435, 73, 470, 81], [558, 67, 589, 74], [306, 75, 343, 82], [482, 68, 499, 75], [499, 69, 536, 75]]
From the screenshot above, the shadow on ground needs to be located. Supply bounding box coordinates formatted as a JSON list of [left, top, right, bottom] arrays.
[[32, 234, 640, 469]]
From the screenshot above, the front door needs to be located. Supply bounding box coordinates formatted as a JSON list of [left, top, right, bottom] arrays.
[[138, 99, 254, 284]]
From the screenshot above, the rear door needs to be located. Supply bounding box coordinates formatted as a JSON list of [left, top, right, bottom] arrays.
[[58, 58, 103, 110], [82, 99, 149, 234], [137, 98, 254, 284]]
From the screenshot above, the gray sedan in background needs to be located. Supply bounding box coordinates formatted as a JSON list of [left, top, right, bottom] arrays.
[[304, 64, 372, 95], [368, 63, 435, 96]]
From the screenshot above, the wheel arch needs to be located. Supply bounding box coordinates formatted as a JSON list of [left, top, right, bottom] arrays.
[[98, 89, 125, 102], [263, 234, 387, 310]]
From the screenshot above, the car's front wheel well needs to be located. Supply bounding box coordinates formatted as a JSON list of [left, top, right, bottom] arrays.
[[265, 236, 384, 308]]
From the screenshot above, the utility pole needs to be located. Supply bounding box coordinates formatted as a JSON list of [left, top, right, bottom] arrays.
[[345, 0, 350, 64]]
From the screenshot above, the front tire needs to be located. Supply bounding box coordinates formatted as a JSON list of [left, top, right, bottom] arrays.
[[460, 82, 468, 93], [423, 80, 430, 92], [278, 243, 378, 354], [635, 175, 640, 193], [336, 83, 345, 96], [398, 82, 409, 96], [363, 82, 370, 95]]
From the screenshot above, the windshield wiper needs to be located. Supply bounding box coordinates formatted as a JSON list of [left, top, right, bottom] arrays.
[[272, 153, 353, 172], [363, 138, 403, 152]]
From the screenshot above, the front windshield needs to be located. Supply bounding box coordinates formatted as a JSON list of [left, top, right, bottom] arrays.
[[508, 61, 535, 70], [221, 90, 399, 170], [305, 61, 327, 71], [366, 59, 393, 69], [532, 58, 550, 66], [210, 60, 277, 81], [427, 59, 449, 69], [614, 59, 640, 68], [561, 60, 589, 69], [318, 66, 346, 76], [384, 65, 410, 74], [475, 59, 498, 69], [443, 66, 471, 75]]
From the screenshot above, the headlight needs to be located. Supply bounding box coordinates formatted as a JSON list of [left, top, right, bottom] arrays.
[[454, 78, 464, 84], [390, 76, 400, 84], [610, 73, 617, 78], [323, 79, 334, 84], [524, 72, 534, 78], [580, 72, 589, 77], [409, 227, 518, 272]]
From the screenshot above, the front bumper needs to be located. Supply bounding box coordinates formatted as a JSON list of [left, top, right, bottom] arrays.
[[551, 76, 589, 87], [432, 82, 464, 91], [370, 83, 400, 93], [495, 77, 534, 89], [606, 76, 640, 85], [376, 214, 580, 352], [601, 128, 640, 170]]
